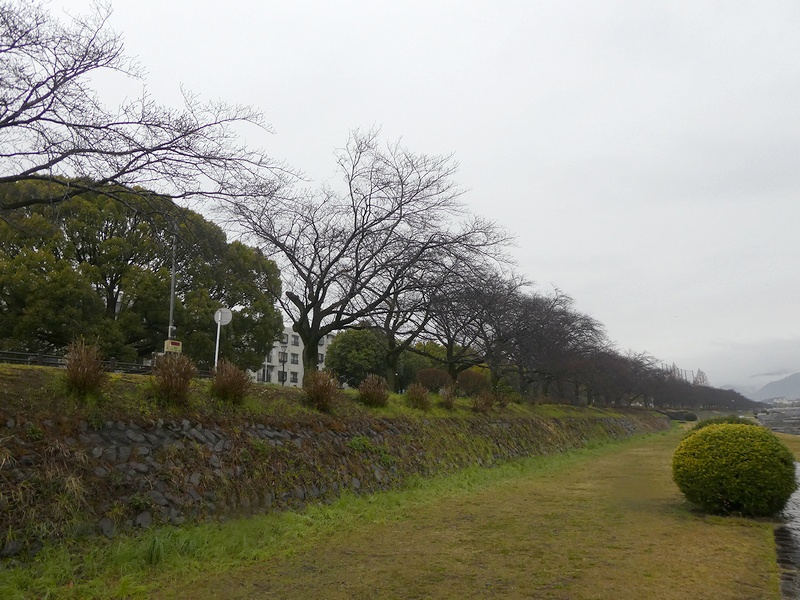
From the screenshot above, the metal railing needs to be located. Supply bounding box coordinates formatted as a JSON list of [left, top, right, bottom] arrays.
[[0, 350, 211, 377]]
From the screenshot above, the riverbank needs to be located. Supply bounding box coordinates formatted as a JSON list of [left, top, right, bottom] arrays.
[[2, 427, 784, 599]]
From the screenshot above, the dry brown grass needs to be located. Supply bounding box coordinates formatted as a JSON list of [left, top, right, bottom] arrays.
[[151, 429, 781, 600]]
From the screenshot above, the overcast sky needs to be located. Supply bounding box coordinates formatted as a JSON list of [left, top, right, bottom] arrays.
[[59, 0, 800, 391]]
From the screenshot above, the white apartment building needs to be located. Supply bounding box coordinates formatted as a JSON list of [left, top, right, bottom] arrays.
[[257, 326, 336, 387]]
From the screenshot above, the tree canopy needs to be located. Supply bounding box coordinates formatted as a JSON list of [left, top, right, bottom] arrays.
[[0, 182, 282, 369]]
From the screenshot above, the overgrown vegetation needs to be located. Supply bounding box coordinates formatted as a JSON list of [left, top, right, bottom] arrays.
[[673, 423, 797, 516]]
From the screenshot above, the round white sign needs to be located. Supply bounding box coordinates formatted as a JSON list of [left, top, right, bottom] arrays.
[[214, 307, 233, 326]]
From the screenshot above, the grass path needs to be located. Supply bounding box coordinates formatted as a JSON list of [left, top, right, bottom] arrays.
[[149, 429, 780, 600]]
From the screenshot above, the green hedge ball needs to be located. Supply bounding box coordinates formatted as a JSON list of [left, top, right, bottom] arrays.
[[672, 423, 797, 517]]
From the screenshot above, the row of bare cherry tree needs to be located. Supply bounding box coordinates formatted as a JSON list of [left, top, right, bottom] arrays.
[[0, 1, 756, 411]]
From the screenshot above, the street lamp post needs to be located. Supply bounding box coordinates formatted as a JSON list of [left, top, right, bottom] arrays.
[[280, 344, 288, 386]]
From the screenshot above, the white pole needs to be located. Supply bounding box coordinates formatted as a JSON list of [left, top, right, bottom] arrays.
[[214, 319, 222, 369]]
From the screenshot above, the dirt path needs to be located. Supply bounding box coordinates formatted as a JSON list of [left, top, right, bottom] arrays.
[[153, 430, 779, 599]]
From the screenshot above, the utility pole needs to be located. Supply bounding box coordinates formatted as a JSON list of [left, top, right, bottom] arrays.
[[168, 233, 177, 339]]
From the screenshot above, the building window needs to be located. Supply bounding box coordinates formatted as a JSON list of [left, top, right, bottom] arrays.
[[290, 353, 299, 365], [267, 352, 273, 364], [278, 371, 286, 383], [281, 333, 288, 344], [278, 351, 287, 363], [291, 334, 300, 346], [265, 367, 273, 383], [318, 353, 324, 364], [318, 339, 324, 347], [290, 371, 298, 383]]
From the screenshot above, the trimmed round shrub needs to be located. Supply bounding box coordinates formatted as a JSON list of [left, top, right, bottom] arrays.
[[416, 368, 452, 392], [457, 369, 490, 397], [683, 412, 698, 422], [672, 423, 797, 517]]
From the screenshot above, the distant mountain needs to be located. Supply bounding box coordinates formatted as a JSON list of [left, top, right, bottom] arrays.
[[751, 372, 800, 402]]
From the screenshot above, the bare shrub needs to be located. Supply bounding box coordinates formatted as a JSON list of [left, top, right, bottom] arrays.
[[416, 368, 452, 392], [406, 382, 432, 411], [153, 353, 197, 406], [303, 371, 338, 412], [471, 391, 495, 414], [64, 338, 108, 398], [358, 374, 389, 408], [457, 369, 490, 397], [211, 359, 252, 405], [439, 384, 457, 410]]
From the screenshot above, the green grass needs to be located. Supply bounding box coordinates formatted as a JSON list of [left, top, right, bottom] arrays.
[[0, 429, 782, 599]]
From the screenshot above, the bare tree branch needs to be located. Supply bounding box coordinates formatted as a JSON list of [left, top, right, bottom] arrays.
[[0, 1, 293, 214]]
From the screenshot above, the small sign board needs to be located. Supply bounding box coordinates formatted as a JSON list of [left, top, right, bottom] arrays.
[[164, 339, 183, 353]]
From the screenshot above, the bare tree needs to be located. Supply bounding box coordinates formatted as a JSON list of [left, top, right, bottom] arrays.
[[227, 129, 509, 378], [0, 1, 291, 213], [419, 266, 527, 385], [509, 289, 607, 401]]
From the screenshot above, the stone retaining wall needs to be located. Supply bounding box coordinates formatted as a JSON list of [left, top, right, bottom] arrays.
[[0, 410, 669, 558]]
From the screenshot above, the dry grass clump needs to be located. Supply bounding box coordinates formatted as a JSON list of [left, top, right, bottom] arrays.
[[358, 374, 389, 407], [439, 384, 457, 410], [471, 391, 495, 413], [153, 353, 197, 406], [303, 371, 339, 412], [63, 338, 108, 398], [406, 382, 431, 411], [211, 359, 251, 405]]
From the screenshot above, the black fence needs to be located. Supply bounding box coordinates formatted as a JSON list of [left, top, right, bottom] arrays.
[[0, 350, 212, 378]]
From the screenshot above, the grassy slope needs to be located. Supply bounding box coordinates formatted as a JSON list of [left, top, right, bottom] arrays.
[[1, 364, 784, 598], [150, 427, 778, 600], [2, 427, 783, 599]]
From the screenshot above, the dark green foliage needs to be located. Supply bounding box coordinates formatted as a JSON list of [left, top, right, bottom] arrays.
[[325, 329, 386, 388], [358, 374, 389, 408], [405, 383, 431, 411], [211, 359, 251, 405], [457, 369, 490, 397], [302, 371, 338, 412], [683, 412, 698, 422], [63, 338, 109, 398], [416, 368, 453, 392], [153, 354, 197, 406], [672, 424, 797, 517], [0, 183, 283, 368]]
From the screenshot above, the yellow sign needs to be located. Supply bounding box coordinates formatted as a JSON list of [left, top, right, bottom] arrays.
[[164, 339, 183, 353]]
